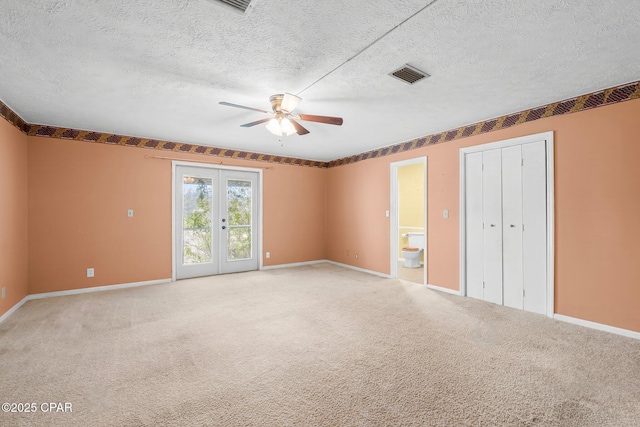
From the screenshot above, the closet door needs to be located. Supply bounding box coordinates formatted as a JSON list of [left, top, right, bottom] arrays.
[[482, 149, 503, 305], [465, 152, 484, 300], [522, 141, 547, 315], [501, 145, 524, 310]]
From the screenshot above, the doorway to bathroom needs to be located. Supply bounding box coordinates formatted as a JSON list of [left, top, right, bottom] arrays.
[[390, 157, 427, 285]]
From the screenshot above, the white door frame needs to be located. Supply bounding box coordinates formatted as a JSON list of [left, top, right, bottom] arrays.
[[172, 161, 263, 281], [390, 156, 428, 284], [459, 131, 555, 317]]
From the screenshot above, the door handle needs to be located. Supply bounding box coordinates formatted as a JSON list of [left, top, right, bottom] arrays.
[[490, 224, 496, 227], [510, 224, 516, 228], [222, 218, 226, 222], [221, 226, 226, 230]]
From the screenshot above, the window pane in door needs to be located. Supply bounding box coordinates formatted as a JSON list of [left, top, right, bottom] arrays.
[[227, 180, 252, 260], [228, 227, 252, 260], [182, 176, 213, 264]]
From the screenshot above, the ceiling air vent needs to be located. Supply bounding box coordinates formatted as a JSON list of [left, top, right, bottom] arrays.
[[208, 0, 258, 14], [389, 64, 430, 85]]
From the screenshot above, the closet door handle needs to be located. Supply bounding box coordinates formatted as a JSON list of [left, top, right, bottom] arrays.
[[510, 224, 516, 228], [490, 224, 496, 227]]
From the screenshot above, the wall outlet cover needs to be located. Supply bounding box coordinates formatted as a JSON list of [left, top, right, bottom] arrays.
[[87, 268, 95, 278]]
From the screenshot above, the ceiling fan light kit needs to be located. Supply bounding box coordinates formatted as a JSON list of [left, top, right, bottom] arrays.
[[266, 117, 296, 136], [220, 93, 343, 137]]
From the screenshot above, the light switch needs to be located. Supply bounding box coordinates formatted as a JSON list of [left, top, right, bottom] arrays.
[[127, 209, 134, 218], [265, 252, 271, 259], [443, 209, 449, 219], [385, 210, 390, 218]]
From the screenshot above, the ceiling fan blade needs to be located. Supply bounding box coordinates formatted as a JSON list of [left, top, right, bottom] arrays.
[[290, 119, 310, 135], [281, 93, 302, 113], [298, 114, 343, 126], [219, 101, 270, 114], [240, 118, 272, 127]]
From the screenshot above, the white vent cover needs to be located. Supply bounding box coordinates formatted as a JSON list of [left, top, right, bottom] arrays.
[[389, 64, 430, 85], [208, 0, 258, 14]]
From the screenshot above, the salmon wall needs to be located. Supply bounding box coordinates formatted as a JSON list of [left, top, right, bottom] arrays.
[[27, 136, 326, 294], [0, 119, 28, 317], [326, 98, 640, 333]]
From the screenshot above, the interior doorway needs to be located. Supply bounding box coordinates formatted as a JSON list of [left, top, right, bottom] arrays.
[[172, 162, 262, 280], [390, 157, 427, 285]]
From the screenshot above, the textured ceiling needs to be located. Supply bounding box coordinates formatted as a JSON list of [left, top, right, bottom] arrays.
[[1, 0, 639, 161]]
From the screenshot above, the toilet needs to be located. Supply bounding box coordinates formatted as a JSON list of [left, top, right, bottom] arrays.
[[401, 232, 424, 268]]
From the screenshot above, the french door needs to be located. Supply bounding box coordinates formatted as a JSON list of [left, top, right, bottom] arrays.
[[174, 165, 259, 279]]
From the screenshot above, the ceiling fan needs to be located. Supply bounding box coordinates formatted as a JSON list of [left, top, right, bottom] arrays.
[[219, 93, 343, 136]]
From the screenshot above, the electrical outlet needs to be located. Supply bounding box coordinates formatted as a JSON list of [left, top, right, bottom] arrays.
[[443, 209, 449, 219], [87, 268, 95, 278], [1, 287, 5, 299], [127, 209, 134, 218], [265, 252, 270, 259]]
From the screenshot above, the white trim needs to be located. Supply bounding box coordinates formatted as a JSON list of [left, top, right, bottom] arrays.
[[264, 259, 392, 278], [0, 296, 30, 324], [390, 156, 427, 285], [459, 131, 555, 318], [0, 279, 172, 323], [554, 314, 640, 340], [325, 260, 392, 278], [28, 279, 172, 300], [261, 260, 327, 270], [172, 163, 177, 282], [426, 284, 462, 296], [172, 160, 265, 173]]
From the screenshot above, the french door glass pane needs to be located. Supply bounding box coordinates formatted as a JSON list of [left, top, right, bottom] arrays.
[[182, 176, 213, 264], [227, 180, 252, 260]]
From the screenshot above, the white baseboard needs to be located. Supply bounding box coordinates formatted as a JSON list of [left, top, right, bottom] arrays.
[[426, 284, 461, 296], [0, 296, 30, 324], [261, 260, 326, 270], [28, 278, 172, 300], [263, 259, 392, 279], [324, 260, 392, 278], [0, 279, 173, 323], [554, 313, 640, 340]]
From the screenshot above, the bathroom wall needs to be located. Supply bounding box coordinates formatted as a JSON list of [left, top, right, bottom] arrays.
[[397, 162, 424, 260]]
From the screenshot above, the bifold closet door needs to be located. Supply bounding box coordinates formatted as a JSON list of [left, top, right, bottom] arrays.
[[465, 152, 484, 300], [502, 145, 524, 310], [522, 141, 547, 315], [482, 149, 503, 305]]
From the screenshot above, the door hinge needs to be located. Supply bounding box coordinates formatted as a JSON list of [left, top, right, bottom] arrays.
[[521, 158, 524, 166], [523, 289, 526, 297], [522, 223, 525, 231], [483, 281, 485, 289], [482, 223, 485, 229]]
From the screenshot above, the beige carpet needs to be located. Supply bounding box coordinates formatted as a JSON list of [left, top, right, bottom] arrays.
[[1, 263, 639, 426]]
